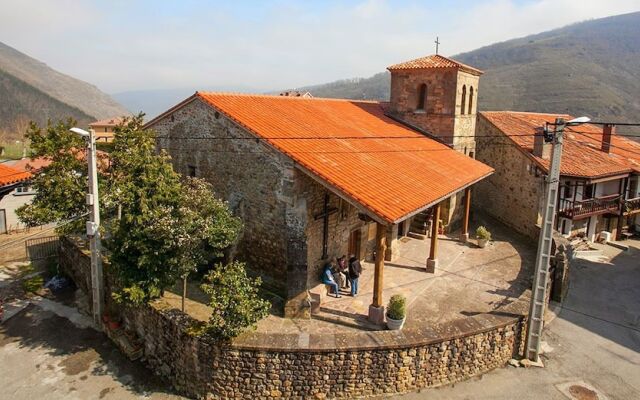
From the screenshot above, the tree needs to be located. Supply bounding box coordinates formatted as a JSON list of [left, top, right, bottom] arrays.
[[175, 177, 242, 311], [16, 119, 100, 233], [108, 116, 184, 304], [200, 261, 271, 340]]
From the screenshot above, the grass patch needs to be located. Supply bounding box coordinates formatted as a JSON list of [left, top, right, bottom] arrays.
[[0, 141, 28, 160], [23, 275, 44, 293]]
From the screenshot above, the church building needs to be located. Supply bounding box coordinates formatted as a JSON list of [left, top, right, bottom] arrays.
[[145, 54, 492, 320]]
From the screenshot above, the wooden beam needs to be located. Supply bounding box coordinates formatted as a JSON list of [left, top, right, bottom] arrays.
[[372, 223, 387, 308], [427, 202, 441, 272], [461, 187, 471, 241]]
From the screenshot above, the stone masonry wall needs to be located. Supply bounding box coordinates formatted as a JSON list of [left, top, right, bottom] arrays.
[[298, 172, 372, 289], [60, 237, 528, 400], [474, 115, 544, 239], [151, 99, 300, 297]]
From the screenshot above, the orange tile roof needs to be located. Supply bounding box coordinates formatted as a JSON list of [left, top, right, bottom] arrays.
[[89, 117, 124, 127], [387, 54, 483, 76], [0, 163, 31, 187], [9, 157, 52, 173], [480, 111, 640, 179], [189, 93, 493, 223]]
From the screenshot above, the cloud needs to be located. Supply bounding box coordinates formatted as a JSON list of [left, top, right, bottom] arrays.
[[0, 0, 638, 93]]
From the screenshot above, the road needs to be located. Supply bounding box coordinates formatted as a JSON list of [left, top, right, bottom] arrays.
[[1, 240, 638, 399], [392, 240, 640, 400]]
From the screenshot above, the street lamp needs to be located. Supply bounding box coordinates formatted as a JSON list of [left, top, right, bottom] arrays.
[[70, 127, 103, 328], [525, 116, 590, 364]]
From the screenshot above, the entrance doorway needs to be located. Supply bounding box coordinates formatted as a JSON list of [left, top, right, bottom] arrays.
[[349, 228, 361, 259]]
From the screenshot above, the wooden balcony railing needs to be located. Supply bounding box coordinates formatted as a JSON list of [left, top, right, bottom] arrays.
[[624, 197, 640, 215], [557, 194, 621, 219]]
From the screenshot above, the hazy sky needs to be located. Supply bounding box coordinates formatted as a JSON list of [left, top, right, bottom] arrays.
[[1, 0, 639, 94]]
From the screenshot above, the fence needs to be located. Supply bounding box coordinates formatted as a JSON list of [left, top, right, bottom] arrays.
[[25, 236, 60, 261]]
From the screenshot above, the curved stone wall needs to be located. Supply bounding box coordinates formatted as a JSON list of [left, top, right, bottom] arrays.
[[60, 237, 528, 399]]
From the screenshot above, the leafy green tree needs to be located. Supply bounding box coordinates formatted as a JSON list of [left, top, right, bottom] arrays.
[[16, 119, 98, 233], [108, 116, 184, 304], [200, 261, 271, 339]]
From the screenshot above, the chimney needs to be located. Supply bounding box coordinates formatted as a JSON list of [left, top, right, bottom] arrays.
[[533, 127, 551, 160], [601, 124, 615, 153]]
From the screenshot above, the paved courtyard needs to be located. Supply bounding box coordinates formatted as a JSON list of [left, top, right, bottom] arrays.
[[163, 218, 536, 334]]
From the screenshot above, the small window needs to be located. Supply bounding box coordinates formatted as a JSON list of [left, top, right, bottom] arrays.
[[104, 127, 108, 133], [583, 184, 594, 199], [416, 84, 427, 111], [469, 151, 475, 159], [170, 115, 175, 122], [461, 85, 467, 115], [563, 182, 572, 199], [468, 86, 474, 114], [187, 165, 197, 177], [15, 185, 33, 195]]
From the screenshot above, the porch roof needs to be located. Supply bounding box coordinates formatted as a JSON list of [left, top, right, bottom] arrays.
[[155, 92, 494, 223]]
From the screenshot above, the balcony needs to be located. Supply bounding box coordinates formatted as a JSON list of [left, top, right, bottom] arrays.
[[557, 194, 621, 220], [623, 197, 640, 215]]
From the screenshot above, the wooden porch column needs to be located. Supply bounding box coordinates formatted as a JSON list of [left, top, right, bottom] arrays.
[[368, 222, 387, 324], [460, 187, 472, 242], [426, 202, 441, 273]]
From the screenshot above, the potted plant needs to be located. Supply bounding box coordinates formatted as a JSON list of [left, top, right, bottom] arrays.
[[386, 294, 407, 330], [476, 226, 491, 248]]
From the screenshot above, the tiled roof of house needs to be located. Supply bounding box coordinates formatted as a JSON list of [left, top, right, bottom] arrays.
[[0, 163, 31, 187], [189, 92, 493, 223], [387, 54, 483, 76], [480, 111, 640, 179], [9, 157, 52, 173], [89, 117, 124, 127]]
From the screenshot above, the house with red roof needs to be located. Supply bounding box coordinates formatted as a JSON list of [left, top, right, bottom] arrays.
[[475, 111, 640, 242], [146, 54, 492, 320], [0, 162, 33, 233], [90, 117, 124, 142]]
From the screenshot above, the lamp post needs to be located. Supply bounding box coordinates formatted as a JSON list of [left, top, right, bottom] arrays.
[[525, 116, 590, 363], [70, 127, 103, 328]]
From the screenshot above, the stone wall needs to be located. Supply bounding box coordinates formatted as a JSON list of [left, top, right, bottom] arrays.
[[475, 115, 544, 239], [60, 237, 529, 400], [151, 99, 301, 297]]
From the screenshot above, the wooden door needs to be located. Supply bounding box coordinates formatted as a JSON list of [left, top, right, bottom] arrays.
[[349, 228, 361, 259]]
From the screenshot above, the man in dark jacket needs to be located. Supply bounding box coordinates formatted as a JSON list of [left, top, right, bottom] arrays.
[[348, 255, 362, 297]]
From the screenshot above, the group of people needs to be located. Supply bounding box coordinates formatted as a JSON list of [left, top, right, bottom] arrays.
[[321, 255, 362, 298]]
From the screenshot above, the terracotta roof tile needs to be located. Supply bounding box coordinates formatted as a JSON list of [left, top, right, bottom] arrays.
[[0, 163, 31, 187], [9, 157, 52, 173], [89, 117, 124, 127], [387, 54, 483, 76], [195, 93, 493, 223], [480, 111, 640, 178]]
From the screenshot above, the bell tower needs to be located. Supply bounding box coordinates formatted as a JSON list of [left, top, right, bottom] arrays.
[[387, 54, 483, 156]]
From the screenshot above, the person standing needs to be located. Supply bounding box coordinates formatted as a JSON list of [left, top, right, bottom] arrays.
[[348, 255, 362, 297], [338, 255, 350, 289]]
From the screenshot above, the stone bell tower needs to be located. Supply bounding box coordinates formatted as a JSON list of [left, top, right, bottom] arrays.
[[386, 54, 483, 231], [387, 54, 483, 157]]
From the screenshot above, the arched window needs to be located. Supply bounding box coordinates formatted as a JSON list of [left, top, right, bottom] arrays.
[[417, 84, 427, 111], [461, 85, 467, 115], [468, 86, 474, 115]]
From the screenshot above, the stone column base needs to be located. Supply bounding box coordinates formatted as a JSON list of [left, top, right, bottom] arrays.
[[459, 232, 469, 243], [426, 258, 438, 273], [368, 304, 385, 325]]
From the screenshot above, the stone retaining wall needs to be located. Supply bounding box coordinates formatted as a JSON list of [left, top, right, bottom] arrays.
[[59, 237, 528, 399]]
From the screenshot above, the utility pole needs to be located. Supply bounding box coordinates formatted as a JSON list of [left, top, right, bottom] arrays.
[[525, 116, 589, 363], [71, 127, 103, 328]]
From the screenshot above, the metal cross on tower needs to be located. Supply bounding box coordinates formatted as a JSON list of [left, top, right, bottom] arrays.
[[435, 36, 440, 54]]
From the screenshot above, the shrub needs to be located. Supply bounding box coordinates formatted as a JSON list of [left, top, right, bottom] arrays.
[[476, 226, 491, 241], [200, 261, 271, 340], [387, 294, 407, 320]]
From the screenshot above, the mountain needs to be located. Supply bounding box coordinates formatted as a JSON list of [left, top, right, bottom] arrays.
[[0, 41, 129, 134], [286, 12, 640, 131], [113, 85, 266, 119]]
